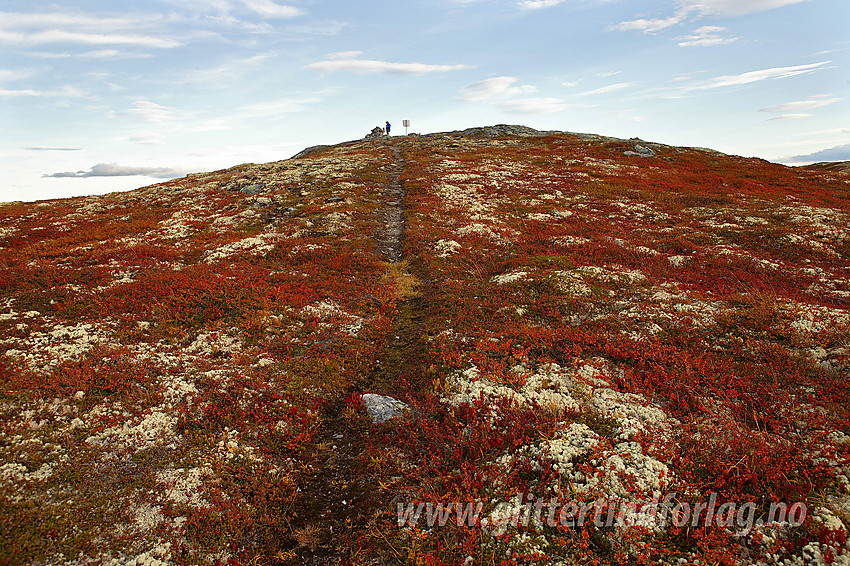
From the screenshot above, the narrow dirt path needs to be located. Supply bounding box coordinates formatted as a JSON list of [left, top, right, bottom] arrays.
[[373, 142, 406, 264], [283, 140, 430, 564]]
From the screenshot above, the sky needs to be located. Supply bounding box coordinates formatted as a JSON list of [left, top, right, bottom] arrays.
[[1, 0, 848, 203]]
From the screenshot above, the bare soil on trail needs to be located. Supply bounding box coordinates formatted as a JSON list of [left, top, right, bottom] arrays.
[[373, 142, 406, 264], [286, 141, 432, 564]]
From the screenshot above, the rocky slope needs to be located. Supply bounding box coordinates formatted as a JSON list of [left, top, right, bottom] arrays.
[[1, 126, 849, 565]]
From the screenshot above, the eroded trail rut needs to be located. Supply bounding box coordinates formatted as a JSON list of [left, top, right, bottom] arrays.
[[290, 140, 431, 564], [374, 143, 406, 264]]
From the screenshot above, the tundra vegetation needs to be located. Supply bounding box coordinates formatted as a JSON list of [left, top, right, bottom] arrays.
[[1, 127, 848, 565]]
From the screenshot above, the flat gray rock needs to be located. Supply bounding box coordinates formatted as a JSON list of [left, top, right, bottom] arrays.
[[361, 393, 409, 424]]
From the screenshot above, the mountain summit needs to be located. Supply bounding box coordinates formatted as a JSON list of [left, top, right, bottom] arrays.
[[1, 127, 849, 565]]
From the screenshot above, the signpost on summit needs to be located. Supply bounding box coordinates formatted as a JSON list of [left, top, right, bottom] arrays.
[[403, 119, 410, 135]]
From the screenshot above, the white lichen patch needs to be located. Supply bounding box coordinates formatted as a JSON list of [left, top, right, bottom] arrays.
[[435, 239, 461, 257], [203, 233, 280, 263], [552, 235, 590, 247], [443, 364, 581, 413], [507, 422, 600, 479], [189, 331, 243, 356], [492, 270, 528, 285], [302, 300, 364, 336], [584, 441, 670, 498], [553, 271, 593, 296], [787, 302, 850, 335], [588, 387, 673, 440], [156, 466, 212, 508], [577, 265, 647, 285], [5, 320, 115, 373], [85, 409, 178, 451], [667, 255, 690, 267], [457, 222, 512, 242]]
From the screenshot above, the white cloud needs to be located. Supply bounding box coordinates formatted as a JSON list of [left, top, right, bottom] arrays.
[[24, 146, 82, 151], [0, 12, 148, 29], [80, 49, 152, 59], [518, 0, 567, 9], [611, 14, 686, 33], [461, 76, 538, 104], [677, 25, 739, 46], [679, 0, 809, 16], [462, 76, 519, 102], [129, 132, 166, 145], [21, 51, 72, 59], [328, 51, 363, 59], [44, 163, 187, 178], [282, 20, 347, 38], [0, 68, 35, 82], [497, 97, 568, 114], [242, 0, 304, 18], [577, 82, 635, 96], [694, 61, 830, 89], [129, 101, 174, 123], [0, 85, 86, 97], [760, 97, 841, 113], [0, 29, 180, 48], [187, 54, 273, 86], [768, 114, 811, 120], [614, 0, 807, 34], [307, 57, 472, 75]]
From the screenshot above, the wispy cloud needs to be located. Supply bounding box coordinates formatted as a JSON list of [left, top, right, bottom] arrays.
[[187, 54, 274, 86], [129, 132, 167, 145], [760, 96, 841, 113], [767, 114, 811, 121], [129, 101, 174, 123], [307, 56, 472, 75], [576, 82, 635, 96], [496, 97, 568, 114], [0, 85, 87, 97], [0, 29, 181, 49], [0, 68, 35, 82], [680, 0, 809, 17], [0, 10, 185, 56], [692, 61, 830, 90], [242, 0, 304, 18], [677, 26, 739, 47], [24, 146, 82, 151], [327, 50, 362, 59], [79, 49, 153, 60], [611, 14, 686, 34], [518, 0, 567, 9], [461, 76, 535, 102], [44, 163, 187, 179], [613, 0, 808, 35], [460, 76, 565, 113]]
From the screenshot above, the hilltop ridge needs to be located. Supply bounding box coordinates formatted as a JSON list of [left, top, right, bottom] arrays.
[[1, 128, 849, 565]]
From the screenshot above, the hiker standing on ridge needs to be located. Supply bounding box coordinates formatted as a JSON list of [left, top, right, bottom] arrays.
[[385, 121, 391, 136]]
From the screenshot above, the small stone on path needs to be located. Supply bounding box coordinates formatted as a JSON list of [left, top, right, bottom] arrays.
[[361, 393, 409, 424]]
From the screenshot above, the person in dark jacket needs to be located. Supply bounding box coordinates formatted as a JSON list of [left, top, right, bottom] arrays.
[[385, 121, 391, 136]]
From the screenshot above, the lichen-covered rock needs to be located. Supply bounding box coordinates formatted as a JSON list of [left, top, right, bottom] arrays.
[[361, 393, 409, 424]]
